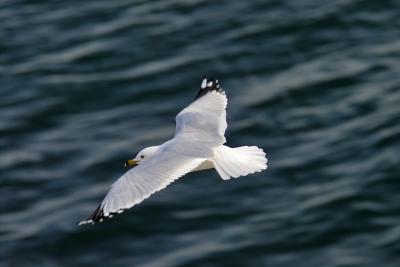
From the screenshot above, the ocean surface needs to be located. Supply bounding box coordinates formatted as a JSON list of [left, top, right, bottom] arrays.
[[1, 0, 400, 266]]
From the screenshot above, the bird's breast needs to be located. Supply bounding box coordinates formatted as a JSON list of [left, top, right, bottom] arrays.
[[192, 160, 214, 172]]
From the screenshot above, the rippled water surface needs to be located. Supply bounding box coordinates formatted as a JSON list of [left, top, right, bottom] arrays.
[[1, 0, 400, 266]]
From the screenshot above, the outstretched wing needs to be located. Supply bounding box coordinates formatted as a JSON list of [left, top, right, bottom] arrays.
[[175, 76, 228, 151], [79, 151, 204, 224]]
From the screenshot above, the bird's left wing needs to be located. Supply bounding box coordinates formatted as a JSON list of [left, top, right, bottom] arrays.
[[79, 151, 204, 224]]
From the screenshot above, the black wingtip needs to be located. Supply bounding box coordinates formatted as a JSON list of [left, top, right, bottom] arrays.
[[78, 204, 106, 225], [78, 205, 129, 226], [194, 75, 225, 101]]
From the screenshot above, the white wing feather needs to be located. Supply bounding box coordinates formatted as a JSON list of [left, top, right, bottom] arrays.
[[79, 150, 204, 224], [175, 87, 228, 157], [103, 152, 203, 215]]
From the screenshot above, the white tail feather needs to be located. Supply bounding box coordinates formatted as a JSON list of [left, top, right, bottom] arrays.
[[213, 145, 268, 180]]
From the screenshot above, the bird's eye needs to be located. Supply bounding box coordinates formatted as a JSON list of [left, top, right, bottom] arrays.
[[140, 155, 144, 159]]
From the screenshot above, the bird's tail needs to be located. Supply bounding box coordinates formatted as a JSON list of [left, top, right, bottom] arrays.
[[213, 145, 268, 180]]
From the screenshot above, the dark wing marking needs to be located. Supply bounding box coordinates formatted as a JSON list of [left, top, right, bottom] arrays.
[[78, 204, 104, 225], [78, 204, 124, 225], [194, 75, 226, 100]]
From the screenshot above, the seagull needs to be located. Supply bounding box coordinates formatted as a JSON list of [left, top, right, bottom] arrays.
[[79, 76, 268, 225]]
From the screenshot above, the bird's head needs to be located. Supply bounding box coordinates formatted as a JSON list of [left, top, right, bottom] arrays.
[[124, 146, 159, 167]]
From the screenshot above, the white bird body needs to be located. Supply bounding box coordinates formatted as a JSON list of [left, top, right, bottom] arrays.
[[192, 159, 214, 172], [79, 76, 268, 225]]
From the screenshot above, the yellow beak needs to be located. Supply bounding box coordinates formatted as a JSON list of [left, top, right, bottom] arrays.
[[124, 159, 138, 167]]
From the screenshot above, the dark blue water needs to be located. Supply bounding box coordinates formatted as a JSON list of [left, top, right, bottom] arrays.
[[1, 0, 400, 266]]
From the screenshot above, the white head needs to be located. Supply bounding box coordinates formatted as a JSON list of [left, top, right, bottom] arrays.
[[124, 146, 159, 167]]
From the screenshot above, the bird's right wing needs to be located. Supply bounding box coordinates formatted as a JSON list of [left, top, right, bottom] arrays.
[[175, 76, 228, 150], [79, 151, 204, 224]]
